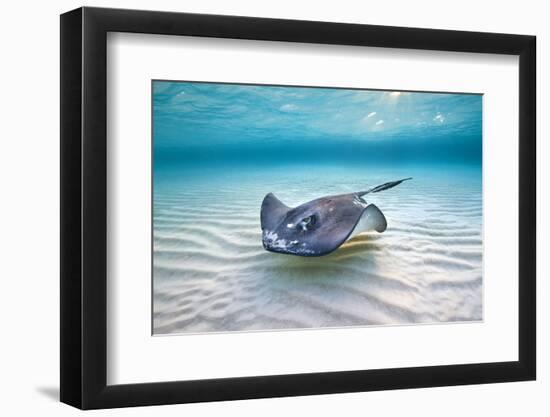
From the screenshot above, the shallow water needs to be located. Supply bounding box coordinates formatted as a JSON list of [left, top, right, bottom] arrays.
[[153, 164, 482, 334]]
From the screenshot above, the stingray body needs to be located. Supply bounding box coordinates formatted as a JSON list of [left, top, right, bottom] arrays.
[[260, 178, 412, 257]]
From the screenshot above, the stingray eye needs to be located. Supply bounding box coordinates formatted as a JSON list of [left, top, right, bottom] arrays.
[[299, 215, 316, 231]]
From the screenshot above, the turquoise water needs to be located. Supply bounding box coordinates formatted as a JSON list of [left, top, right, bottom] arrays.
[[152, 81, 482, 334]]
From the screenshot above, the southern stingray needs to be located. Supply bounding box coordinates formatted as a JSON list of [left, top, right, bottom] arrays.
[[260, 178, 412, 257]]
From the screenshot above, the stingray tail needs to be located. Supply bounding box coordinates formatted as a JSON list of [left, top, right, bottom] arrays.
[[358, 177, 412, 196]]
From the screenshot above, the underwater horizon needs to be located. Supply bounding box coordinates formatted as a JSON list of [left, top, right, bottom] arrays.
[[152, 81, 482, 335]]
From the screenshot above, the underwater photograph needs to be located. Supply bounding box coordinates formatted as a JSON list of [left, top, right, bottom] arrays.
[[152, 80, 483, 335]]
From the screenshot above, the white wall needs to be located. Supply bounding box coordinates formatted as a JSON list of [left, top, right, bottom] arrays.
[[0, 0, 545, 415]]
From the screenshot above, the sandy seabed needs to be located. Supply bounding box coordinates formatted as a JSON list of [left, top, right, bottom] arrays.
[[152, 165, 482, 335]]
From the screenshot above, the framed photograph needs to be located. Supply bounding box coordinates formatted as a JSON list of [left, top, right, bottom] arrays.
[[60, 7, 536, 409]]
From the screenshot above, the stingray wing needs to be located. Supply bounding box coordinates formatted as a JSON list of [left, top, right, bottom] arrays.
[[347, 203, 387, 240], [260, 193, 291, 231], [303, 196, 386, 256]]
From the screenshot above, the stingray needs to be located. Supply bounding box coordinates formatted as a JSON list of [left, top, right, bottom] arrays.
[[260, 178, 412, 257]]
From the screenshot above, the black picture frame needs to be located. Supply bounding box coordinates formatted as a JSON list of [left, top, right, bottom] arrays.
[[60, 6, 536, 410]]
